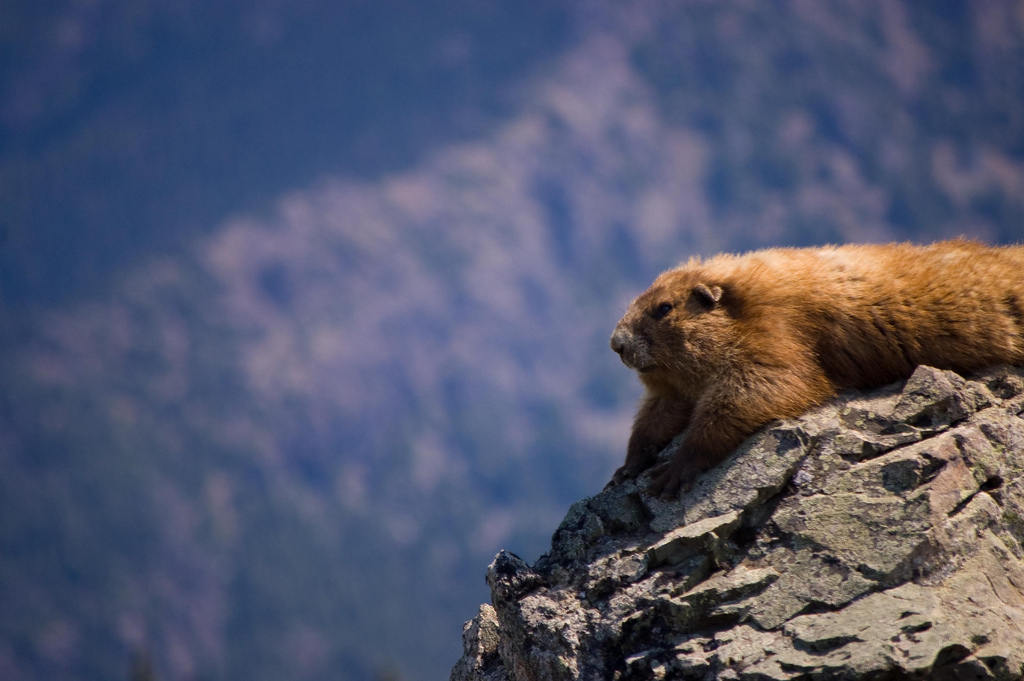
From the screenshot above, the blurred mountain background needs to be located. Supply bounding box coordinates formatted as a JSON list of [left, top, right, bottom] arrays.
[[2, 1, 1023, 679]]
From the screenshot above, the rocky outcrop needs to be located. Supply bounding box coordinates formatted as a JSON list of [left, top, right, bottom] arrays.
[[452, 366, 1024, 680]]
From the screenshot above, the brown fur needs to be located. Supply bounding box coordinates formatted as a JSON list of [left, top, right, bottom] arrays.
[[610, 239, 1024, 497]]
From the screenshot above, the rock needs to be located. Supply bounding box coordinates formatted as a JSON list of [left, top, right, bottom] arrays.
[[451, 366, 1024, 680], [646, 511, 741, 569], [451, 604, 508, 681]]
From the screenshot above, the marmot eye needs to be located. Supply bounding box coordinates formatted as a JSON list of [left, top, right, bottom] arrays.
[[652, 302, 673, 320]]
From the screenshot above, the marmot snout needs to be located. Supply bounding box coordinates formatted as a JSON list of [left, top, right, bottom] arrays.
[[610, 328, 654, 372]]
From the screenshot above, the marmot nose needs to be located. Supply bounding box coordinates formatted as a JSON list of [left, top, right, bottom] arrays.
[[610, 329, 629, 355]]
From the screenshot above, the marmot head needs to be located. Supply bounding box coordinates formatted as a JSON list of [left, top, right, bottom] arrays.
[[610, 268, 733, 385]]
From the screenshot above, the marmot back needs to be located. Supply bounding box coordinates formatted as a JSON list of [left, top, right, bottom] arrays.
[[609, 240, 1024, 498]]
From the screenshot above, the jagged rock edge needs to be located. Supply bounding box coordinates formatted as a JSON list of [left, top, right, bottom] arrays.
[[453, 366, 1024, 681]]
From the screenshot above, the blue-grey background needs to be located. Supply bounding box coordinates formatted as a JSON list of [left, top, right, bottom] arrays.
[[2, 1, 1023, 679]]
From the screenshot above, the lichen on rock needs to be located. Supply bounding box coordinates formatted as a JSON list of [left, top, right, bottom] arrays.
[[451, 366, 1024, 681]]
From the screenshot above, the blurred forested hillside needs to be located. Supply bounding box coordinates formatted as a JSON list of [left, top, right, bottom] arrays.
[[0, 0, 569, 309], [2, 1, 1023, 680]]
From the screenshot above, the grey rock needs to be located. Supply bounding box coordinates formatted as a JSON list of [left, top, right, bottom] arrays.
[[452, 366, 1024, 681], [451, 604, 509, 681], [646, 511, 741, 569]]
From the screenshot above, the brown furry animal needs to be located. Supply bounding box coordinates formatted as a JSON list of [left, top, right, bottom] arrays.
[[610, 240, 1024, 498]]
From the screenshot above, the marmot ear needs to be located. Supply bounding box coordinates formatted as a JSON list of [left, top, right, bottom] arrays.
[[693, 283, 723, 308]]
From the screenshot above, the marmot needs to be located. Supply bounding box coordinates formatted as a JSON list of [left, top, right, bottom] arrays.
[[610, 239, 1024, 498]]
